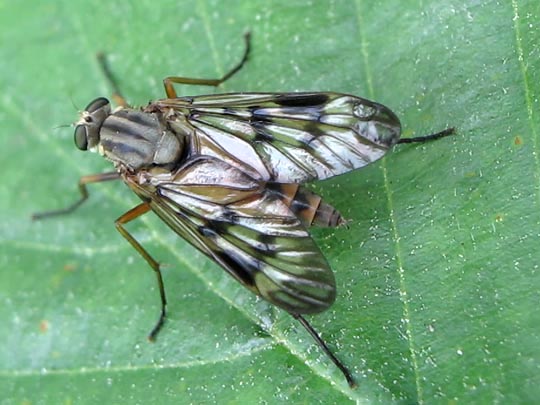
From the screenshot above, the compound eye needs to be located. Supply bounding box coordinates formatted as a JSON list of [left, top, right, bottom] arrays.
[[85, 97, 110, 113], [74, 124, 88, 150]]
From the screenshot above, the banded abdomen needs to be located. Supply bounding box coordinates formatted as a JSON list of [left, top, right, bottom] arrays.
[[268, 183, 345, 228]]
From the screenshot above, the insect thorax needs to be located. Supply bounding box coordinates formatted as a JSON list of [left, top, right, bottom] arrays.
[[99, 107, 187, 172]]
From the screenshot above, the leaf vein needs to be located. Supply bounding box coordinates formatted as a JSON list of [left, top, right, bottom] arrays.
[[512, 0, 540, 207]]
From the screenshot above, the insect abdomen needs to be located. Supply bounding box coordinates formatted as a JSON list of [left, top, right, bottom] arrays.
[[269, 183, 345, 227]]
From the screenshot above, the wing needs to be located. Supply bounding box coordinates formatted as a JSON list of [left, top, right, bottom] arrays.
[[129, 156, 337, 314], [157, 92, 402, 183]]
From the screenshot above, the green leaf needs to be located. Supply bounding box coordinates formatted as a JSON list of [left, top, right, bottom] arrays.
[[1, 0, 539, 403]]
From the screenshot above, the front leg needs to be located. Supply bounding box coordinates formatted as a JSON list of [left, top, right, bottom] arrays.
[[32, 171, 120, 220]]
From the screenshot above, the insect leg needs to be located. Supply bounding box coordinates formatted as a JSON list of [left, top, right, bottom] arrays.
[[97, 52, 130, 107], [32, 171, 120, 220], [115, 202, 168, 341], [163, 32, 251, 98], [292, 313, 356, 388], [398, 127, 455, 144]]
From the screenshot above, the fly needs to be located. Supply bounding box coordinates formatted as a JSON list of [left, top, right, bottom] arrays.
[[33, 33, 454, 388]]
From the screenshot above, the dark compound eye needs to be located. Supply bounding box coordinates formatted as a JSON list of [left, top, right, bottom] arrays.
[[85, 97, 110, 113], [74, 124, 88, 150]]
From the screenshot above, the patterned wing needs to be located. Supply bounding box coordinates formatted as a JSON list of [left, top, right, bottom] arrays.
[[158, 92, 402, 183], [129, 156, 337, 314]]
